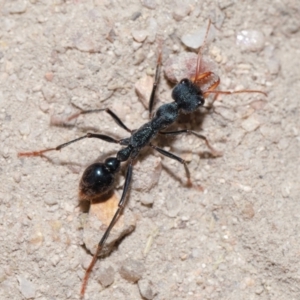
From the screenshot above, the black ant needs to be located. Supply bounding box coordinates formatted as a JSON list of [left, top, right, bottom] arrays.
[[18, 20, 266, 298]]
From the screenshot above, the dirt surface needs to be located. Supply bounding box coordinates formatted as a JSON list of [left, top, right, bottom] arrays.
[[1, 1, 300, 300]]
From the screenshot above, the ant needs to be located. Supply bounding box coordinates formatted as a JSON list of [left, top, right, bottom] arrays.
[[18, 20, 266, 298]]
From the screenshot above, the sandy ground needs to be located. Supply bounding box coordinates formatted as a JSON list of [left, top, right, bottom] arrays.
[[1, 0, 300, 299]]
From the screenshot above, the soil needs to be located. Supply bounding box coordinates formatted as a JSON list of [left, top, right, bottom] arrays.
[[0, 1, 300, 300]]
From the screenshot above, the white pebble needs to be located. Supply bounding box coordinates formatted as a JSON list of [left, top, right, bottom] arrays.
[[218, 0, 234, 9], [51, 255, 60, 266], [266, 57, 280, 75], [74, 34, 96, 52], [17, 275, 36, 299], [6, 0, 27, 14], [138, 279, 156, 300], [119, 259, 145, 283], [141, 0, 156, 9], [166, 192, 181, 218], [13, 172, 21, 183], [132, 29, 148, 43], [39, 100, 49, 113], [260, 125, 280, 143], [173, 3, 191, 21], [241, 116, 261, 132], [281, 181, 292, 198], [147, 18, 158, 43], [236, 30, 265, 52], [15, 91, 27, 102], [44, 194, 58, 206], [98, 266, 115, 287], [239, 184, 252, 192], [181, 23, 216, 49], [19, 123, 31, 136]]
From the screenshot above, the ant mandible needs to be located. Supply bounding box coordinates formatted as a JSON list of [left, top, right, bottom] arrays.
[[18, 20, 266, 298]]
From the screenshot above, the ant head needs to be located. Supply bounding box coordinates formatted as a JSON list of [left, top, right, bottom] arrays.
[[172, 78, 205, 113]]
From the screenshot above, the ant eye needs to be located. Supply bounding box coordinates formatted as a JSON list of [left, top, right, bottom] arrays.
[[180, 78, 189, 85]]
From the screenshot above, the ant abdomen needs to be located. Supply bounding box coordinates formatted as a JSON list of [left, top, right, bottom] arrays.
[[79, 157, 120, 200]]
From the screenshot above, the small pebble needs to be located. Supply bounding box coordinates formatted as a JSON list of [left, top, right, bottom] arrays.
[[259, 124, 280, 143], [29, 230, 44, 247], [119, 259, 145, 283], [6, 0, 27, 14], [281, 181, 292, 198], [141, 0, 156, 10], [39, 100, 49, 113], [172, 3, 191, 21], [15, 91, 27, 102], [250, 100, 267, 111], [0, 268, 6, 282], [132, 41, 142, 51], [236, 30, 265, 52], [98, 265, 115, 287], [1, 147, 10, 158], [266, 57, 280, 75], [209, 7, 225, 28], [242, 203, 255, 219], [218, 0, 234, 9], [44, 194, 58, 206], [241, 116, 261, 132], [277, 137, 290, 150], [19, 123, 31, 136], [13, 172, 21, 183], [17, 275, 36, 299], [165, 192, 181, 218], [32, 84, 42, 92], [132, 29, 148, 43], [131, 12, 142, 21], [50, 255, 60, 267], [132, 156, 162, 192], [44, 72, 54, 82], [147, 18, 158, 43], [239, 184, 252, 192], [41, 86, 55, 102], [210, 45, 223, 63], [255, 285, 264, 295], [135, 75, 153, 108], [140, 194, 154, 206], [181, 23, 216, 49], [138, 279, 156, 300], [74, 34, 96, 52], [134, 48, 146, 65], [5, 61, 14, 75]]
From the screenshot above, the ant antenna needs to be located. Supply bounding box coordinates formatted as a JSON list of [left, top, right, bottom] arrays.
[[194, 19, 212, 81]]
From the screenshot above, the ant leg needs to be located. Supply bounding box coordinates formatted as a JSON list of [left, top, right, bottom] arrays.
[[159, 130, 222, 157], [54, 107, 132, 133], [80, 161, 133, 298], [18, 133, 122, 157], [148, 47, 162, 118], [150, 144, 192, 187]]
